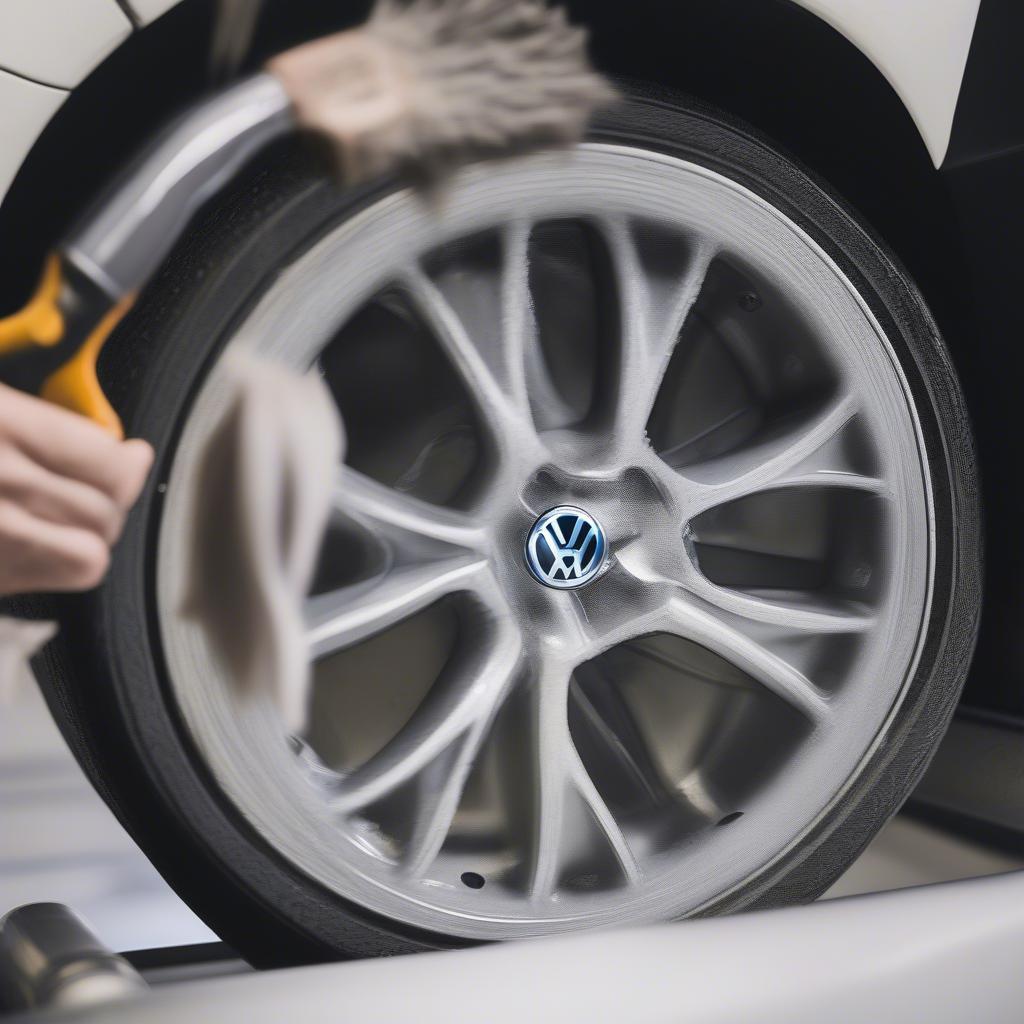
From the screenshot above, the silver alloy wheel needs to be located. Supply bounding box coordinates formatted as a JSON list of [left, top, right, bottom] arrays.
[[157, 144, 932, 939]]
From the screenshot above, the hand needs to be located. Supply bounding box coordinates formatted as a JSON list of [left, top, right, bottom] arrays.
[[0, 384, 153, 596]]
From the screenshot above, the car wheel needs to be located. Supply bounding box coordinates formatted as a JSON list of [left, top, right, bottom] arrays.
[[32, 86, 981, 965]]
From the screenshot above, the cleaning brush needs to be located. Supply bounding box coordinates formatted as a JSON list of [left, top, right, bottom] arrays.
[[269, 0, 617, 183], [0, 0, 615, 437]]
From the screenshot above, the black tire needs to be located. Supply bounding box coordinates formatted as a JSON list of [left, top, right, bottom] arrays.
[[28, 86, 982, 965]]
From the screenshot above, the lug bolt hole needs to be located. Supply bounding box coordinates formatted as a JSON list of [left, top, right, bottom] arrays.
[[716, 811, 744, 827], [461, 871, 486, 890]]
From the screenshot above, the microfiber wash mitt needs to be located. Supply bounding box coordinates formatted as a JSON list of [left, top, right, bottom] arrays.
[[178, 353, 343, 733]]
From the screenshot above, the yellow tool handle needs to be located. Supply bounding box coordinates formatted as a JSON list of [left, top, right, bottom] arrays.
[[0, 254, 64, 351], [0, 255, 130, 439]]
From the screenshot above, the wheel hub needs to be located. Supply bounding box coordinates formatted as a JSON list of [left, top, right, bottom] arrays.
[[524, 504, 607, 590], [489, 460, 691, 649]]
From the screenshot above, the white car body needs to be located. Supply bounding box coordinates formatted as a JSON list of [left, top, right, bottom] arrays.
[[0, 0, 982, 212]]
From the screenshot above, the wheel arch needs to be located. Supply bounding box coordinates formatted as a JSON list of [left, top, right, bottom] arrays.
[[0, 0, 976, 378]]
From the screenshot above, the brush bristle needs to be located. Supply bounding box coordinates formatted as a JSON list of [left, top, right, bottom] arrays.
[[269, 0, 617, 184]]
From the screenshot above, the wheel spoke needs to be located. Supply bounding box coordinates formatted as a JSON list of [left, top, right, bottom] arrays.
[[333, 466, 486, 554], [501, 219, 555, 422], [680, 568, 876, 634], [312, 468, 490, 657], [529, 659, 641, 900], [679, 393, 861, 516], [569, 676, 663, 805], [569, 751, 642, 885], [597, 216, 715, 450], [767, 470, 887, 495], [403, 713, 493, 877], [661, 595, 831, 724], [330, 620, 522, 814], [307, 556, 488, 659], [529, 662, 568, 900], [400, 264, 541, 462], [576, 589, 830, 725]]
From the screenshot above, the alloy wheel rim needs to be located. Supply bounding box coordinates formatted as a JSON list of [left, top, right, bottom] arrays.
[[156, 144, 933, 938]]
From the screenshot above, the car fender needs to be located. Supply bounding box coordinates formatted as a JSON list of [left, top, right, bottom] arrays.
[[795, 0, 981, 166], [0, 0, 985, 236]]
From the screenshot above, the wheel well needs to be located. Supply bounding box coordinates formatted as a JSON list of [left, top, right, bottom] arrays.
[[0, 0, 972, 362]]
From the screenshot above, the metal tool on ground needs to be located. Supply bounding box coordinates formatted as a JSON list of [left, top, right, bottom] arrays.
[[0, 0, 614, 438], [0, 903, 147, 1014]]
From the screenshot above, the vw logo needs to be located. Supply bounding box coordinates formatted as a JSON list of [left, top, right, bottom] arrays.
[[524, 506, 607, 590]]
